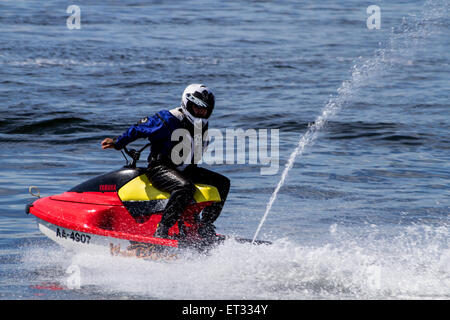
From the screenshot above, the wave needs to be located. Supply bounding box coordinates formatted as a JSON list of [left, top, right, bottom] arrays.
[[5, 117, 88, 135]]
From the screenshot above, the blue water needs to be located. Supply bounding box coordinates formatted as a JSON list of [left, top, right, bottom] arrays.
[[0, 0, 449, 299]]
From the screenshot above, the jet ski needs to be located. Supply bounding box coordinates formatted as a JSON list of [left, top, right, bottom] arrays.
[[26, 144, 270, 259]]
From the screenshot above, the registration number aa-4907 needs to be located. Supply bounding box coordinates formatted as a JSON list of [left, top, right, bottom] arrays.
[[56, 227, 91, 244]]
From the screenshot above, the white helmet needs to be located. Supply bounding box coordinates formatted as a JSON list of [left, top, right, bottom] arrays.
[[180, 84, 215, 126]]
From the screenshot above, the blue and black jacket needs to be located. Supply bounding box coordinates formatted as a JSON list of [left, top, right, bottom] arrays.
[[113, 109, 206, 165]]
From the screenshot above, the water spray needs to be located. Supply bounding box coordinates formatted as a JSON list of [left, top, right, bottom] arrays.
[[251, 0, 447, 244], [252, 93, 343, 244]]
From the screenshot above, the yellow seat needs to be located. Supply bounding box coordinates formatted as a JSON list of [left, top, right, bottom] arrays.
[[118, 174, 221, 203]]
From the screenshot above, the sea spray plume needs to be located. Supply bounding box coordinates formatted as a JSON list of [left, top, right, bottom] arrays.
[[252, 0, 448, 243]]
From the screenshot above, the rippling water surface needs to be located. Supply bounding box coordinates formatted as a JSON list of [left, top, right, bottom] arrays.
[[0, 0, 449, 299]]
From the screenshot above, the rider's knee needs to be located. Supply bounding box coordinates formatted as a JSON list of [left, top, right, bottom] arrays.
[[174, 180, 196, 198], [220, 175, 231, 194]]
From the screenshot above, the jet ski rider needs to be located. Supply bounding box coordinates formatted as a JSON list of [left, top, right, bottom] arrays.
[[101, 84, 230, 240]]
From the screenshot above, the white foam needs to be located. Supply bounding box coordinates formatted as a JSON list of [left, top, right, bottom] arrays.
[[20, 224, 450, 299]]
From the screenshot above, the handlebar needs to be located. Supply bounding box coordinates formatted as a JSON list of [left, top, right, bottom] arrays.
[[121, 143, 150, 168]]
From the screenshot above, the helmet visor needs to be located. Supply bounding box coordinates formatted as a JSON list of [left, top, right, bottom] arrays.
[[185, 93, 214, 119], [190, 104, 209, 118]]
